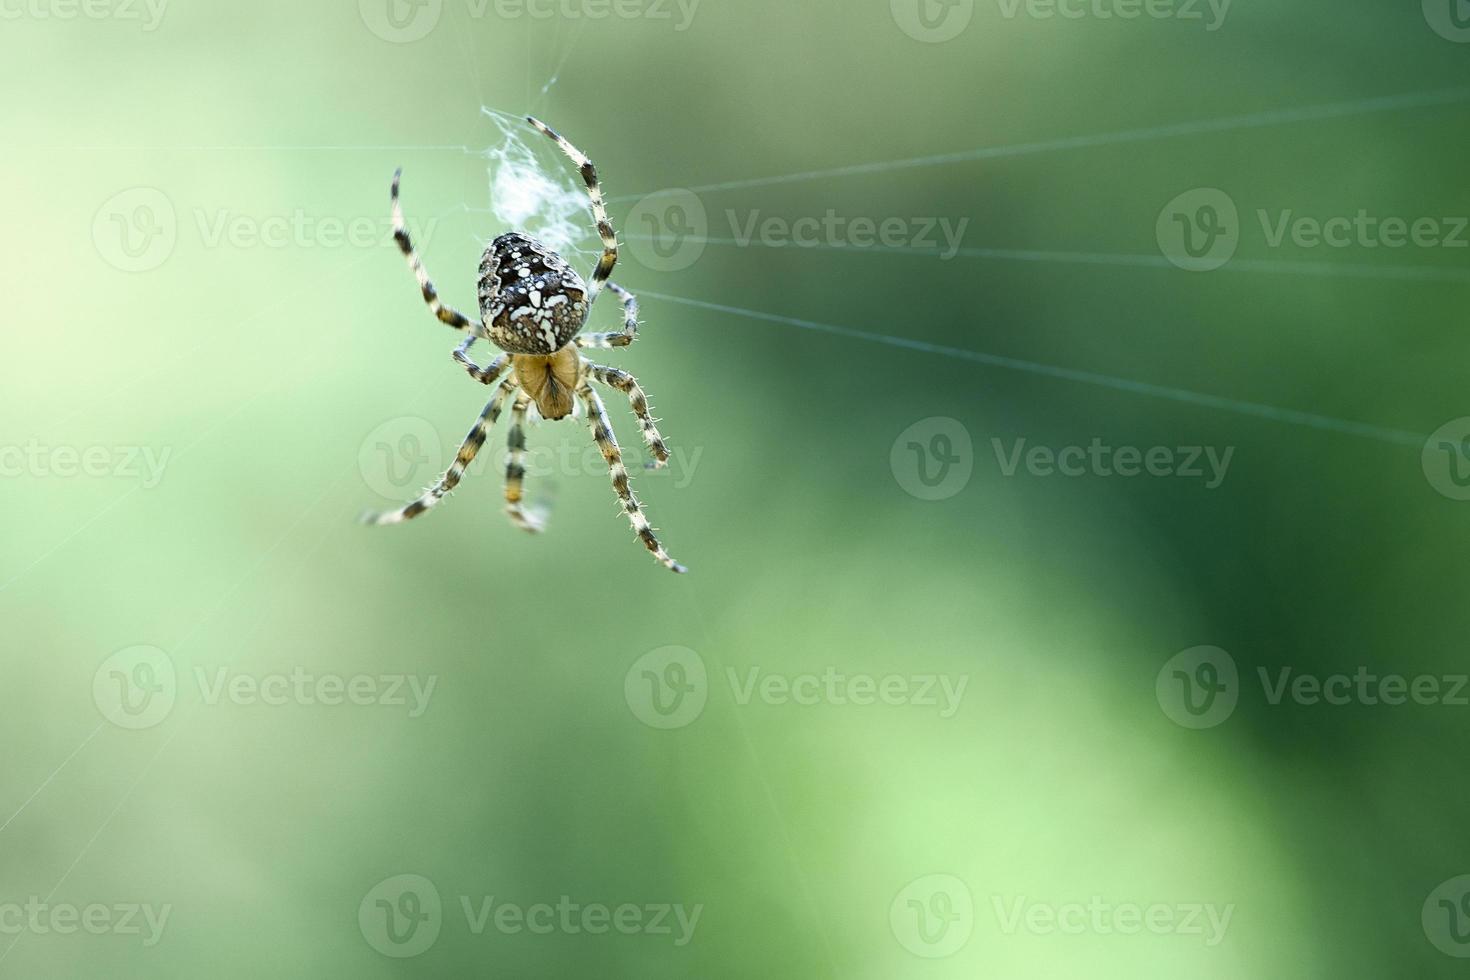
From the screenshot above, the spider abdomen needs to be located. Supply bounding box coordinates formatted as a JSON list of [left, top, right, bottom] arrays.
[[479, 233, 588, 355]]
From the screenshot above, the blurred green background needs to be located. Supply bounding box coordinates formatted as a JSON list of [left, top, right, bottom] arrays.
[[3, 0, 1469, 976]]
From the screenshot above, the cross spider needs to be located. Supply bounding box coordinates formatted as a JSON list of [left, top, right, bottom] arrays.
[[360, 116, 687, 574]]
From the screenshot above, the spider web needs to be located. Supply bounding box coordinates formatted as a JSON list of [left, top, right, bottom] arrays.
[[467, 107, 606, 281]]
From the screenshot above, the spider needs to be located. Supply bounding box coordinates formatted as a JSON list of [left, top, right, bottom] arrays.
[[360, 116, 687, 574]]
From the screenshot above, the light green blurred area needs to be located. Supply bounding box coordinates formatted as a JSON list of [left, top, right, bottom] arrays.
[[2, 0, 1469, 976]]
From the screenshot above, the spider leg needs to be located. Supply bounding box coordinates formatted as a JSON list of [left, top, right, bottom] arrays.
[[585, 362, 670, 468], [454, 336, 510, 385], [575, 282, 639, 349], [578, 382, 687, 574], [504, 391, 548, 534], [360, 383, 513, 526], [392, 169, 486, 338], [527, 117, 617, 305]]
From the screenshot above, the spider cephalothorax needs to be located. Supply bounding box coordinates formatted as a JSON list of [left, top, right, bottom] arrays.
[[362, 117, 687, 573]]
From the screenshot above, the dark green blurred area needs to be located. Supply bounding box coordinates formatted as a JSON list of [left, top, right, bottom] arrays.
[[2, 0, 1469, 976]]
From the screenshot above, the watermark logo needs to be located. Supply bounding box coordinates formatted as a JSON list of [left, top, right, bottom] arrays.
[[1161, 189, 1467, 271], [1258, 667, 1468, 707], [486, 0, 702, 30], [1157, 188, 1239, 272], [1156, 646, 1238, 729], [727, 668, 968, 717], [891, 874, 974, 958], [193, 208, 436, 251], [359, 417, 443, 500], [194, 667, 437, 716], [0, 899, 171, 946], [627, 655, 967, 727], [360, 879, 701, 949], [1257, 210, 1467, 250], [93, 188, 176, 273], [361, 0, 699, 39], [1425, 875, 1470, 956], [360, 875, 443, 958], [992, 895, 1233, 945], [1162, 651, 1470, 723], [995, 0, 1231, 30], [94, 646, 177, 730], [992, 438, 1233, 488], [461, 895, 702, 943], [359, 419, 704, 503], [0, 442, 172, 488], [1424, 0, 1470, 41], [891, 0, 974, 42], [525, 442, 701, 488], [628, 200, 970, 269], [726, 209, 969, 258], [891, 417, 974, 501], [1423, 418, 1470, 501], [98, 190, 439, 269], [624, 646, 707, 729], [359, 0, 442, 42], [626, 190, 709, 272], [0, 0, 169, 30]]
